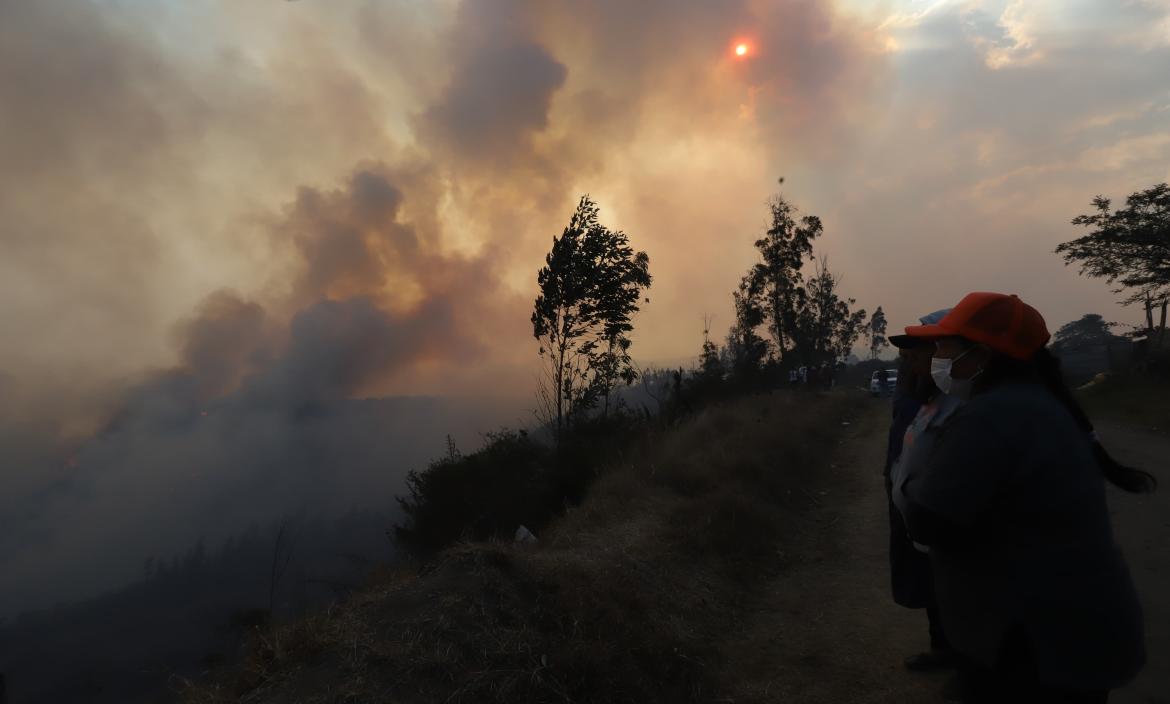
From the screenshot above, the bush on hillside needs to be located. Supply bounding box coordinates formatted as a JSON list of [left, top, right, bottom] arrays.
[[394, 413, 649, 560], [394, 430, 552, 558]]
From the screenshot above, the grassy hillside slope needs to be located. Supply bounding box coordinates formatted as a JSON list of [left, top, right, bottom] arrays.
[[182, 391, 860, 704]]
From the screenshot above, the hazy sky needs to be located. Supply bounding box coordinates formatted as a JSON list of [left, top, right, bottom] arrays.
[[1, 0, 1169, 611], [3, 0, 1169, 410]]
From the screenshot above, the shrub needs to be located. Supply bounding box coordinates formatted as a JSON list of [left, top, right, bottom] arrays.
[[394, 412, 651, 561], [394, 430, 553, 558]]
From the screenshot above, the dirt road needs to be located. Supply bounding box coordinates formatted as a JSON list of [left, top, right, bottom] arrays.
[[729, 398, 1169, 703], [1100, 422, 1170, 704]]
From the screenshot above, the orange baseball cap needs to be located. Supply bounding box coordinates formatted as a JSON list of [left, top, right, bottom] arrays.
[[903, 292, 1051, 360]]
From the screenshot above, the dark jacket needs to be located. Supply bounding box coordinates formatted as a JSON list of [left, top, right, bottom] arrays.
[[898, 382, 1145, 690], [885, 394, 921, 477], [885, 394, 935, 608]]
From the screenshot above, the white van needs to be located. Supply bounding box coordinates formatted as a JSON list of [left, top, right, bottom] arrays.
[[870, 369, 898, 396]]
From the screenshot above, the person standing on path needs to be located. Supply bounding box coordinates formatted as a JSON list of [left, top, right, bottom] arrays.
[[884, 308, 957, 673], [893, 292, 1155, 703]]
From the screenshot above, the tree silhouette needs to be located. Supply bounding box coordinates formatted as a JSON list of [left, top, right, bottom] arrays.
[[591, 333, 633, 419], [1051, 314, 1123, 355], [533, 196, 651, 438], [868, 306, 888, 360], [732, 181, 865, 371], [791, 257, 867, 368], [697, 315, 723, 381], [1058, 183, 1170, 343], [727, 279, 770, 379], [740, 181, 820, 365]]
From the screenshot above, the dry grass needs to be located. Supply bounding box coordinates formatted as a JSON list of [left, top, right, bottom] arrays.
[[179, 391, 857, 704]]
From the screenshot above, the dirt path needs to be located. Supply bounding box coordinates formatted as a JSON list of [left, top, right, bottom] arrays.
[[728, 399, 1170, 703], [726, 399, 951, 703], [1099, 423, 1170, 704]]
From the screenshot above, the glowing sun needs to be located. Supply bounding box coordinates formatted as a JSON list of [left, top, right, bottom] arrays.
[[735, 43, 748, 57]]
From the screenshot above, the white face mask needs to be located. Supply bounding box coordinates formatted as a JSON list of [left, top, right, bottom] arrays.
[[930, 348, 980, 398]]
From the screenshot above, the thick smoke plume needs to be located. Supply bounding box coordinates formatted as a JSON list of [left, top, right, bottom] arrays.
[[0, 0, 885, 614], [0, 164, 516, 614]]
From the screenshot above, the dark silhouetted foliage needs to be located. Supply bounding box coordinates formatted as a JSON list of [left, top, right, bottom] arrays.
[[868, 305, 888, 360], [789, 257, 867, 369], [1059, 183, 1170, 357], [1059, 183, 1170, 307], [697, 316, 723, 382], [731, 182, 867, 377], [727, 280, 771, 382], [395, 430, 552, 557], [394, 413, 649, 561], [740, 182, 819, 367], [532, 196, 652, 439], [1052, 314, 1121, 353]]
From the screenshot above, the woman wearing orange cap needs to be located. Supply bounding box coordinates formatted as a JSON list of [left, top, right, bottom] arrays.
[[892, 292, 1155, 703]]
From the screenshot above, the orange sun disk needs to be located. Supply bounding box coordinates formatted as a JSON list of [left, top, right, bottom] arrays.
[[735, 43, 749, 57]]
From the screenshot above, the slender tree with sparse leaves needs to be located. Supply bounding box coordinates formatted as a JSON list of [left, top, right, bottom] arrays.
[[727, 278, 770, 379], [741, 180, 820, 365], [790, 257, 868, 368], [533, 196, 651, 440], [732, 180, 866, 372], [697, 315, 723, 381], [868, 306, 888, 360]]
